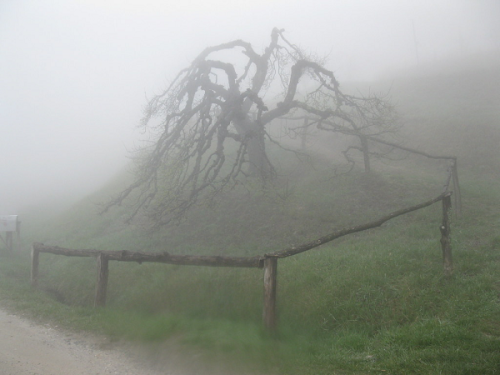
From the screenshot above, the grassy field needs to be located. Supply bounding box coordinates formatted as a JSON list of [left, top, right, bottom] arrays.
[[1, 55, 499, 374]]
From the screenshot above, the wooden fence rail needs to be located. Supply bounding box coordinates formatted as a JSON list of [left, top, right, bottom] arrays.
[[30, 244, 264, 304], [266, 192, 451, 259], [31, 192, 453, 333]]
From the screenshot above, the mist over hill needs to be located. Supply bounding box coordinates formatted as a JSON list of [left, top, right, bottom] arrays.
[[383, 52, 500, 171], [21, 53, 500, 256]]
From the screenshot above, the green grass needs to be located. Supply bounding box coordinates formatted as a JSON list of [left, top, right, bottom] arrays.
[[1, 57, 500, 374], [2, 170, 499, 374]]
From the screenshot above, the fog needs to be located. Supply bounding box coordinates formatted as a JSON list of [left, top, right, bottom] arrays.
[[1, 0, 498, 214]]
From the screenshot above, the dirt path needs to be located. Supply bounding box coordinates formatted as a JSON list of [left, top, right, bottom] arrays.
[[0, 307, 260, 375], [0, 307, 171, 375]]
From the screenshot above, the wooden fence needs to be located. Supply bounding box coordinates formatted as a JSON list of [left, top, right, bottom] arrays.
[[31, 192, 453, 333]]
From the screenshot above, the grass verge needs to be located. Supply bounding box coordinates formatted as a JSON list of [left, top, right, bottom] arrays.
[[1, 170, 499, 374]]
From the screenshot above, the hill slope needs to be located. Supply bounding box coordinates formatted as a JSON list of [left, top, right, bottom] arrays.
[[4, 55, 500, 375]]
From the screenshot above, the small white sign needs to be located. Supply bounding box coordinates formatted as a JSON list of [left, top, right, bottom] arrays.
[[0, 215, 18, 232]]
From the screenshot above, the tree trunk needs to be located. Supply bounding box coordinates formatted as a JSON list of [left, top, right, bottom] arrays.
[[233, 117, 273, 179], [247, 132, 270, 178], [360, 136, 371, 173]]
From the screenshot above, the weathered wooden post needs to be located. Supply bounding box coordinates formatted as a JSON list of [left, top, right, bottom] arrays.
[[451, 159, 462, 215], [31, 245, 40, 288], [263, 256, 278, 333], [440, 194, 453, 276], [94, 253, 109, 307]]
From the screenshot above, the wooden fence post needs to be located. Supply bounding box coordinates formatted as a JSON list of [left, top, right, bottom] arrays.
[[94, 253, 109, 307], [263, 256, 278, 333], [440, 194, 453, 276], [31, 246, 39, 288], [451, 159, 462, 216]]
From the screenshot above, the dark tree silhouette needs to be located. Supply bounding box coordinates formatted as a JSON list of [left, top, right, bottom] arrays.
[[102, 28, 398, 226]]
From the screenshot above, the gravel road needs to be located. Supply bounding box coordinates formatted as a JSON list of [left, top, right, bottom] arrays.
[[0, 307, 260, 375], [0, 307, 172, 375]]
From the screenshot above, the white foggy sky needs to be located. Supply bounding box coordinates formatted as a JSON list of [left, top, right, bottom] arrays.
[[0, 0, 499, 213]]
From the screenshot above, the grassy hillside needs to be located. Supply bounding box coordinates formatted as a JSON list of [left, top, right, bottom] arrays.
[[1, 56, 499, 374], [384, 52, 500, 173]]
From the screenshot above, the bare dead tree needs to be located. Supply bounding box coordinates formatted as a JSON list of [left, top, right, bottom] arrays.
[[101, 28, 399, 226]]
